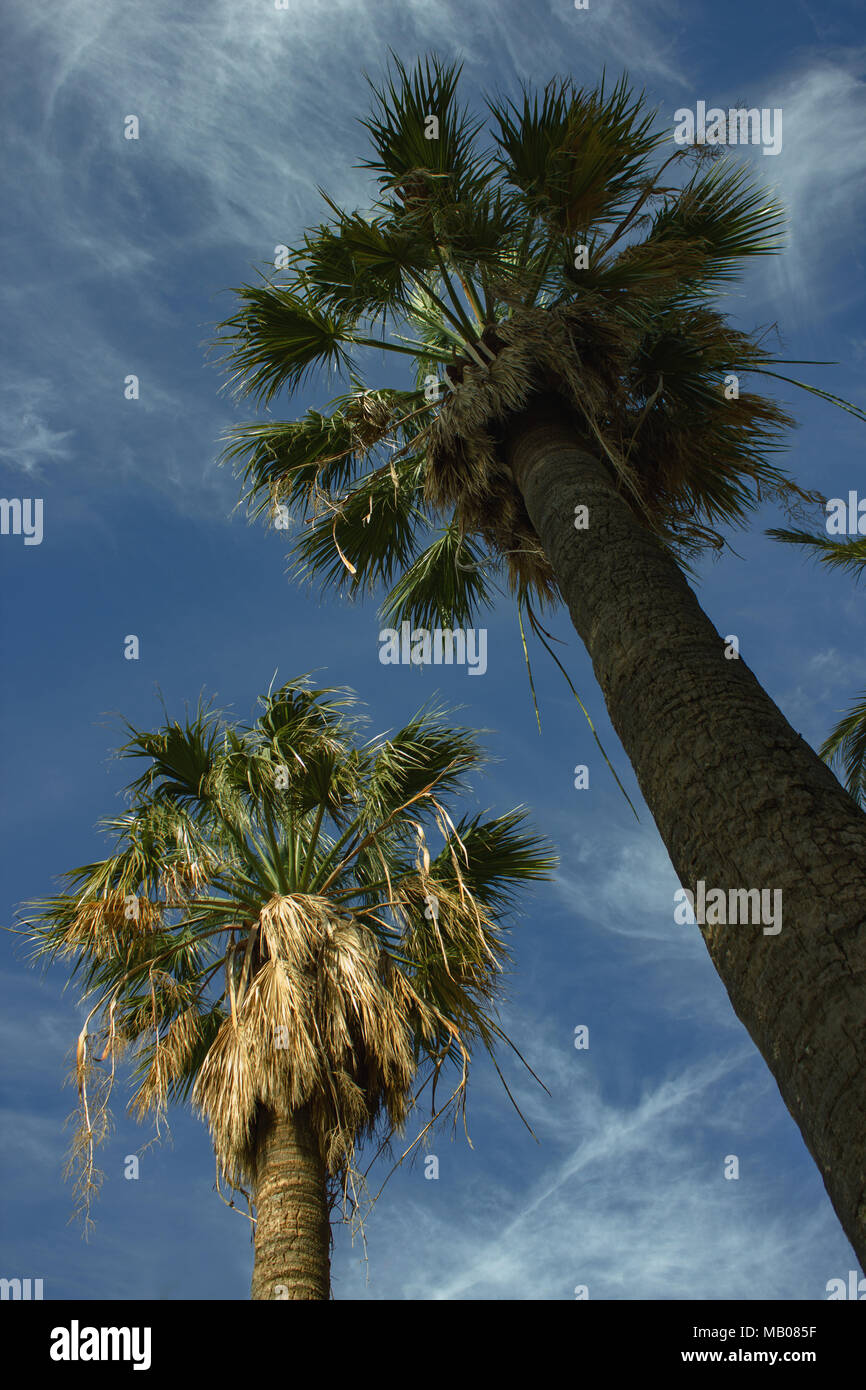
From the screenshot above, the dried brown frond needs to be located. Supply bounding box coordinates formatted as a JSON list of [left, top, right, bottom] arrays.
[[192, 893, 426, 1193], [58, 893, 162, 960]]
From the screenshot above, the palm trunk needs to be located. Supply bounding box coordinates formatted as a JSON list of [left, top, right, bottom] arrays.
[[505, 392, 866, 1265], [251, 1104, 330, 1300]]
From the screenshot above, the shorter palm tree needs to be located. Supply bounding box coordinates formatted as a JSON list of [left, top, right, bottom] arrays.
[[19, 677, 554, 1299]]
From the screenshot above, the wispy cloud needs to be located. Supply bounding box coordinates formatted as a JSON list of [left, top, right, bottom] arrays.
[[779, 641, 866, 738], [755, 55, 866, 312], [474, 0, 689, 91], [0, 378, 76, 475], [9, 0, 383, 251], [337, 1039, 844, 1300], [554, 823, 684, 946]]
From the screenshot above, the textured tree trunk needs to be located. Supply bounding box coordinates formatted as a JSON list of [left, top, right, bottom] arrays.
[[505, 392, 866, 1265], [251, 1104, 330, 1300]]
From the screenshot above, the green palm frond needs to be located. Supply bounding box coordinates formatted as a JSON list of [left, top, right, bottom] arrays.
[[118, 699, 223, 806], [359, 703, 484, 825], [432, 183, 525, 271], [752, 371, 866, 423], [290, 451, 427, 597], [379, 523, 498, 630], [488, 72, 661, 236], [430, 809, 558, 909], [299, 203, 435, 323], [646, 157, 787, 286], [225, 412, 359, 520], [218, 280, 355, 403], [766, 528, 866, 580], [820, 695, 866, 808], [359, 51, 489, 207], [225, 387, 430, 522]]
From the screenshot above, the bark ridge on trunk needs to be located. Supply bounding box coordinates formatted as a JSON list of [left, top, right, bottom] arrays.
[[506, 393, 866, 1265], [251, 1104, 330, 1300]]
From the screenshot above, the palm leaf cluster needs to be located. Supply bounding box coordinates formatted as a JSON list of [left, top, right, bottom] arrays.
[[218, 55, 851, 628], [768, 527, 866, 804], [20, 677, 554, 1223]]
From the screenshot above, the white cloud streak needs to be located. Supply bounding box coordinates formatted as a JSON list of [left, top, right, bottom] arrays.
[[336, 1034, 843, 1300]]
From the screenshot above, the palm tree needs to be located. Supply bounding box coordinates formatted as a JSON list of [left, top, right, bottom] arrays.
[[769, 526, 866, 807], [19, 677, 554, 1299], [216, 55, 866, 1263]]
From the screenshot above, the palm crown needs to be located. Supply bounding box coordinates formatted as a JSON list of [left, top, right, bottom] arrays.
[[21, 677, 554, 1226], [218, 54, 859, 632]]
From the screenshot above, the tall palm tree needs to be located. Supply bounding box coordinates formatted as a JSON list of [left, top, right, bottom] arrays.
[[769, 526, 866, 807], [20, 677, 554, 1299], [217, 55, 866, 1263]]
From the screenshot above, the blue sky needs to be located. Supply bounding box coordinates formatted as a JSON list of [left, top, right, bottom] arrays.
[[1, 0, 865, 1301]]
